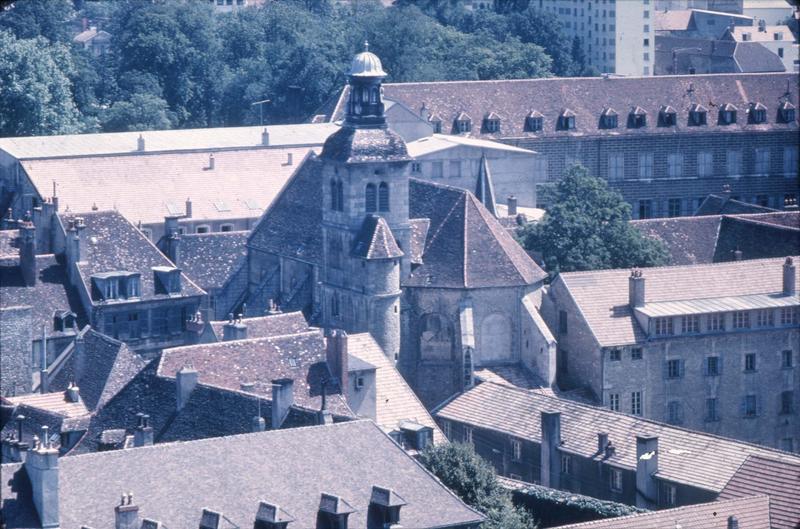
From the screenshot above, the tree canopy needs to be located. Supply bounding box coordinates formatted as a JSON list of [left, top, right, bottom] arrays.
[[517, 165, 669, 276], [420, 442, 537, 529]]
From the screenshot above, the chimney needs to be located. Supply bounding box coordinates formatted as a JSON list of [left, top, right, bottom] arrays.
[[73, 331, 86, 383], [222, 315, 248, 341], [207, 153, 215, 170], [133, 413, 154, 447], [25, 426, 60, 528], [318, 379, 334, 426], [18, 216, 37, 286], [286, 152, 293, 166], [252, 414, 266, 433], [727, 516, 739, 529], [507, 195, 518, 217], [261, 128, 270, 146], [72, 217, 88, 264], [185, 198, 193, 219], [540, 411, 561, 489], [271, 378, 294, 430], [733, 249, 743, 261], [2, 414, 29, 463], [635, 435, 659, 509], [115, 493, 139, 529], [783, 257, 796, 296], [254, 501, 295, 528], [176, 367, 198, 411], [164, 219, 181, 265], [597, 432, 609, 453], [325, 329, 349, 392], [420, 102, 430, 121], [629, 270, 645, 307], [137, 134, 145, 152], [65, 383, 80, 403]]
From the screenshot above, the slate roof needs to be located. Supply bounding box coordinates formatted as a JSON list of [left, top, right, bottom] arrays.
[[554, 256, 800, 347], [695, 194, 778, 216], [209, 311, 310, 341], [408, 218, 430, 265], [436, 381, 800, 494], [158, 330, 353, 416], [554, 495, 772, 529], [654, 9, 693, 32], [59, 210, 205, 304], [733, 42, 788, 73], [347, 333, 445, 443], [177, 231, 248, 291], [48, 328, 147, 412], [330, 73, 798, 139], [25, 147, 314, 226], [405, 178, 546, 288], [719, 455, 800, 529], [473, 365, 555, 396], [654, 37, 739, 74], [5, 392, 89, 419], [319, 125, 411, 164], [0, 421, 484, 529], [351, 215, 403, 260], [0, 254, 86, 335], [633, 215, 722, 265]]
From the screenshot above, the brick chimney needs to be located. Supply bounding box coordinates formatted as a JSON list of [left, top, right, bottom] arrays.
[[507, 195, 518, 217], [271, 378, 294, 430], [19, 215, 37, 286], [115, 493, 139, 529], [325, 329, 348, 392], [176, 367, 198, 412], [783, 257, 796, 296], [133, 413, 153, 447], [635, 435, 659, 509], [222, 314, 248, 341], [25, 426, 60, 528], [540, 411, 561, 489], [629, 269, 645, 307]]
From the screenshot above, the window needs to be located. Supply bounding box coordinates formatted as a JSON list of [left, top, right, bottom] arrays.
[[609, 393, 620, 411], [559, 111, 576, 130], [742, 394, 758, 417], [660, 484, 677, 507], [755, 148, 770, 175], [560, 454, 571, 475], [705, 356, 720, 376], [608, 153, 624, 180], [463, 426, 473, 444], [667, 153, 683, 178], [733, 311, 750, 329], [220, 224, 233, 232], [744, 353, 756, 372], [600, 109, 618, 129], [638, 153, 654, 179], [331, 293, 340, 318], [609, 349, 621, 361], [449, 160, 461, 178], [782, 350, 794, 369], [328, 238, 342, 270], [680, 314, 699, 333], [757, 194, 770, 207], [667, 401, 682, 424], [378, 182, 389, 212], [638, 199, 653, 219], [643, 38, 649, 46], [654, 317, 673, 336], [631, 391, 642, 415], [441, 419, 451, 439], [749, 104, 768, 124], [526, 114, 543, 132], [643, 24, 649, 33], [559, 310, 568, 334], [330, 179, 343, 211], [697, 151, 713, 177], [689, 106, 707, 126], [705, 398, 719, 421], [196, 225, 210, 234], [780, 391, 795, 415], [511, 438, 522, 461], [727, 150, 742, 177], [780, 307, 798, 325], [719, 107, 737, 125], [756, 309, 774, 328], [708, 313, 725, 331], [659, 106, 677, 127], [431, 161, 443, 178], [631, 347, 643, 360], [484, 118, 500, 133], [667, 199, 682, 218], [411, 162, 421, 174], [456, 117, 472, 133], [610, 468, 623, 492], [784, 147, 799, 175], [365, 183, 377, 212], [666, 359, 683, 379]]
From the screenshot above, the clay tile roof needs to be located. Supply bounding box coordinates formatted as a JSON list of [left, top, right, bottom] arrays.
[[351, 215, 403, 260], [209, 311, 310, 340], [719, 455, 800, 529], [177, 231, 248, 291]]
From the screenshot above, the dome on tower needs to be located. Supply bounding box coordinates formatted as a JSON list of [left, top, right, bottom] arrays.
[[349, 42, 387, 78]]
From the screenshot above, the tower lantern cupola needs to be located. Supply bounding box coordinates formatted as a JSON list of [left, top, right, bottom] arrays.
[[346, 41, 388, 128]]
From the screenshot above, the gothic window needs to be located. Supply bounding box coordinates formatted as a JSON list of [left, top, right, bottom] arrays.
[[337, 180, 344, 211], [378, 182, 389, 212], [365, 183, 377, 213]]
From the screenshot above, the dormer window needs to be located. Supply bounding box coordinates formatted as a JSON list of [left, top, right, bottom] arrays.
[[429, 114, 443, 134], [153, 266, 181, 295], [454, 112, 471, 133], [628, 106, 647, 128], [748, 102, 767, 124], [688, 103, 707, 126], [558, 109, 576, 131], [91, 272, 141, 301], [53, 310, 77, 333], [718, 103, 737, 125], [483, 112, 501, 133], [318, 493, 355, 529], [778, 101, 796, 123], [658, 105, 677, 127], [600, 107, 618, 129], [525, 110, 543, 132]]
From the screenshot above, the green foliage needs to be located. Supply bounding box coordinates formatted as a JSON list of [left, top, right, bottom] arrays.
[[101, 92, 174, 132], [420, 442, 537, 529], [0, 0, 76, 43], [0, 31, 81, 137], [512, 482, 644, 526], [517, 165, 668, 276]]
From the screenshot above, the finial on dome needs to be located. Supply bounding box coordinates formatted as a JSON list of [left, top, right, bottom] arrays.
[[364, 40, 369, 52]]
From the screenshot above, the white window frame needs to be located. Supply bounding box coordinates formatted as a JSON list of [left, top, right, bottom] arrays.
[[727, 150, 742, 177], [784, 147, 799, 176], [667, 153, 683, 179], [754, 148, 770, 175], [610, 468, 623, 492], [608, 393, 620, 412], [464, 426, 473, 444], [511, 438, 522, 461], [697, 151, 713, 178], [608, 153, 624, 181], [631, 391, 642, 415], [431, 161, 443, 178], [638, 153, 653, 180]]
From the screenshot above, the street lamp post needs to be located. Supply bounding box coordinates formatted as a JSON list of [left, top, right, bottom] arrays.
[[251, 98, 271, 126]]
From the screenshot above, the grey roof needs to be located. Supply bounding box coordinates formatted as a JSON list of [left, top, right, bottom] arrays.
[[351, 215, 403, 260], [474, 155, 497, 217], [695, 194, 777, 216], [0, 421, 485, 528], [637, 292, 798, 317], [555, 256, 800, 346], [60, 210, 205, 304], [436, 381, 800, 493], [319, 125, 411, 164], [177, 231, 248, 291], [734, 42, 787, 73], [209, 311, 310, 341]]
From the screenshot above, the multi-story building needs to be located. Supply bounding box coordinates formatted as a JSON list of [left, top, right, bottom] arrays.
[[724, 23, 800, 72], [534, 0, 653, 76], [544, 256, 799, 451]]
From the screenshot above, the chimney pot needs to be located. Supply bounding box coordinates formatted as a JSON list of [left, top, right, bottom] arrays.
[[733, 249, 743, 261], [137, 135, 145, 152], [271, 378, 294, 430], [540, 411, 561, 489], [133, 413, 154, 447], [783, 257, 796, 296], [65, 383, 80, 403], [176, 367, 198, 412], [262, 128, 270, 146], [507, 195, 518, 216], [286, 152, 293, 165], [597, 432, 609, 453], [252, 415, 266, 432], [115, 492, 140, 529], [208, 154, 215, 170], [727, 515, 739, 529], [19, 219, 37, 286], [25, 432, 60, 528], [325, 329, 349, 393], [223, 319, 248, 341]]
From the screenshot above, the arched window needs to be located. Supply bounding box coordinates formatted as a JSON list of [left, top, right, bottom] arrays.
[[365, 183, 377, 213], [378, 182, 389, 212]]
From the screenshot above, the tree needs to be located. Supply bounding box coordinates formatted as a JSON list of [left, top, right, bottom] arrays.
[[420, 442, 537, 529], [517, 165, 668, 276], [0, 0, 76, 43], [0, 31, 81, 137], [100, 92, 173, 132]]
